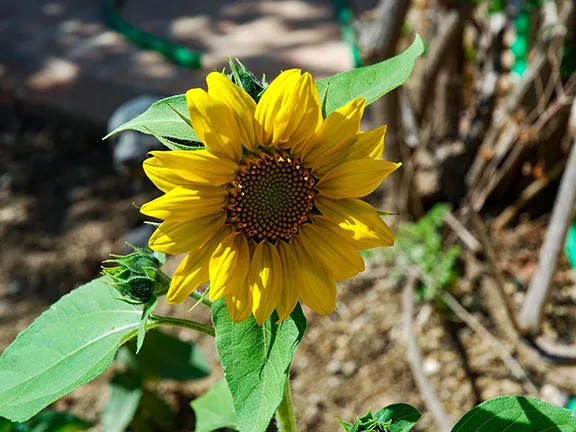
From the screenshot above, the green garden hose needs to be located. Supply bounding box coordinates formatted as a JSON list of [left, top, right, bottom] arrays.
[[567, 220, 576, 271], [102, 0, 361, 70], [102, 0, 202, 69]]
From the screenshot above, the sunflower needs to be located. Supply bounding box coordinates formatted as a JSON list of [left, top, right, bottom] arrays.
[[140, 69, 400, 324]]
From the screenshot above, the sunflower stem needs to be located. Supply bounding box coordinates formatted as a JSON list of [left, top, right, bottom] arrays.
[[276, 377, 298, 432], [148, 314, 215, 337]]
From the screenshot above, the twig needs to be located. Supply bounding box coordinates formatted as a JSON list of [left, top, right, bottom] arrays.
[[467, 0, 574, 188], [402, 275, 453, 432], [406, 261, 537, 395], [361, 0, 412, 63], [443, 211, 482, 254], [493, 161, 567, 230], [469, 210, 519, 330], [518, 101, 576, 335], [414, 10, 464, 121], [439, 291, 538, 394]]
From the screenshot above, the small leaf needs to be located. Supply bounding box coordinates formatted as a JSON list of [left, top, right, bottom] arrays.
[[104, 95, 199, 142], [101, 373, 143, 432], [452, 396, 576, 431], [212, 302, 307, 432], [0, 277, 142, 422], [316, 35, 424, 115], [191, 380, 238, 432], [374, 404, 421, 432], [122, 330, 210, 381], [136, 297, 158, 353]]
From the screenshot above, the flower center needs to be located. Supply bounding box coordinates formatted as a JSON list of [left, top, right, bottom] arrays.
[[226, 149, 316, 242]]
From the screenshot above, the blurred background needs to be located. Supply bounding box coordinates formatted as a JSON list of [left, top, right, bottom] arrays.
[[0, 0, 576, 431]]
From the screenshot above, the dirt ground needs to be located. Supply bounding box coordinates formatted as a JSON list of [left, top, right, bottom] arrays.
[[1, 104, 575, 432]]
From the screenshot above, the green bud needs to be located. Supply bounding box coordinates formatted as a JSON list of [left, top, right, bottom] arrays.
[[102, 245, 170, 304], [227, 58, 268, 102]]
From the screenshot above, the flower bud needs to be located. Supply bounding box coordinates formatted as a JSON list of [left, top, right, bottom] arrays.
[[227, 58, 268, 102], [102, 246, 169, 304]]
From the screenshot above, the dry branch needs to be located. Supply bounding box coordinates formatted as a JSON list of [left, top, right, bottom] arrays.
[[402, 275, 453, 432], [518, 101, 576, 335]]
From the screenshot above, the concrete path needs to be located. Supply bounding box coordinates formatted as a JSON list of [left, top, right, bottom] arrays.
[[0, 0, 355, 127]]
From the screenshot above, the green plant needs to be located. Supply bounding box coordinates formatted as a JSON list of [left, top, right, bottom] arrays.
[[381, 204, 461, 301]]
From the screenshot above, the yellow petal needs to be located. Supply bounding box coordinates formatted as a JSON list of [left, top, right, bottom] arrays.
[[249, 241, 282, 325], [140, 185, 227, 221], [144, 149, 238, 192], [276, 241, 301, 321], [299, 98, 365, 173], [299, 222, 365, 280], [167, 224, 232, 303], [255, 69, 301, 146], [186, 88, 242, 162], [345, 125, 387, 162], [315, 196, 394, 249], [206, 72, 259, 151], [225, 281, 253, 322], [317, 159, 401, 199], [274, 72, 322, 150], [291, 236, 336, 315], [209, 231, 251, 301], [149, 212, 226, 254]]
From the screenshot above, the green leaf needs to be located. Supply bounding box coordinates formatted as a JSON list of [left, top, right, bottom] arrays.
[[374, 404, 421, 432], [101, 373, 143, 432], [452, 396, 576, 431], [212, 302, 307, 432], [104, 95, 199, 143], [341, 404, 420, 432], [0, 277, 142, 422], [122, 329, 210, 381], [136, 297, 158, 353], [316, 35, 424, 115], [191, 379, 238, 432]]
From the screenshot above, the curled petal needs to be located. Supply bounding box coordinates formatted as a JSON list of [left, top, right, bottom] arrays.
[[186, 88, 242, 162], [255, 69, 301, 146], [206, 72, 260, 150]]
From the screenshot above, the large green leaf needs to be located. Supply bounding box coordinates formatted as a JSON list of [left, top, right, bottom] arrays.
[[120, 329, 210, 381], [191, 379, 238, 432], [212, 302, 307, 432], [104, 95, 199, 143], [316, 35, 424, 115], [101, 373, 143, 432], [452, 396, 576, 431], [0, 277, 142, 422]]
